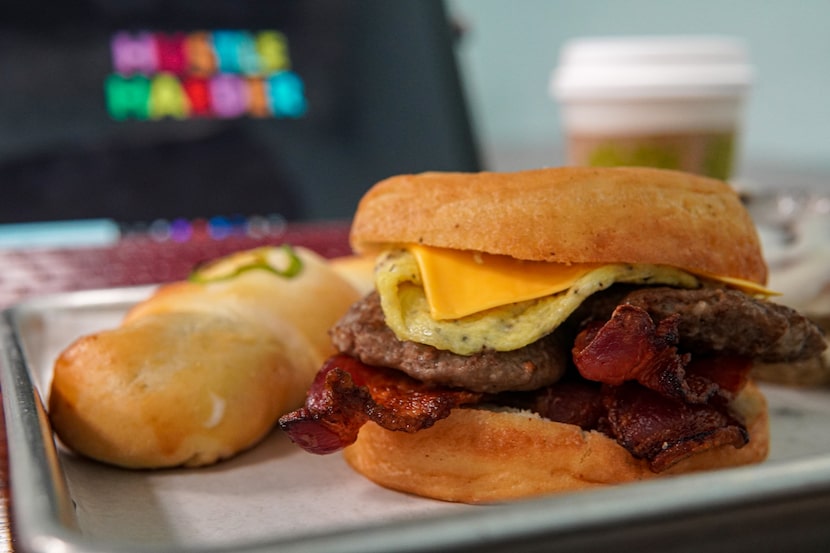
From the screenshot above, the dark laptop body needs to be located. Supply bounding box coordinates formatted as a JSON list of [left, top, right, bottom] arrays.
[[0, 0, 480, 226]]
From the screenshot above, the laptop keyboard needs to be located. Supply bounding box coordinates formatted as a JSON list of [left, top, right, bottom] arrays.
[[0, 221, 351, 309]]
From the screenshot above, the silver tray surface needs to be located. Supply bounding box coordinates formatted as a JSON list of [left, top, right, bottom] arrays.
[[3, 286, 830, 553]]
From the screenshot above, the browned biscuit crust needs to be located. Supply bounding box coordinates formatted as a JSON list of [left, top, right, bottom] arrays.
[[343, 381, 769, 503], [350, 167, 766, 284]]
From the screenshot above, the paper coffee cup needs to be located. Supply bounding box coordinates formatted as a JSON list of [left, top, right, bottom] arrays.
[[550, 36, 753, 180]]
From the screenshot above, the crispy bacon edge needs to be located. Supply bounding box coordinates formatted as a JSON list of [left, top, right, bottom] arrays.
[[600, 382, 750, 472], [573, 304, 749, 403], [278, 355, 483, 454]]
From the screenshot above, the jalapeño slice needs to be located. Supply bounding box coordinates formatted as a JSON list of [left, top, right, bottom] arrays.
[[189, 244, 303, 283]]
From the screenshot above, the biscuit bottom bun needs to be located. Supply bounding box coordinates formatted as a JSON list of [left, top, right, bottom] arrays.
[[343, 382, 769, 504]]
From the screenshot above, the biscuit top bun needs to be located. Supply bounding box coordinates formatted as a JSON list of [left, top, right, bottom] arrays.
[[350, 166, 767, 284]]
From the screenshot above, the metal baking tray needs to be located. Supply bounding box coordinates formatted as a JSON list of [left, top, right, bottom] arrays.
[[3, 286, 830, 553]]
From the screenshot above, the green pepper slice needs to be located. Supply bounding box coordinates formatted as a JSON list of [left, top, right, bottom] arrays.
[[188, 244, 303, 283]]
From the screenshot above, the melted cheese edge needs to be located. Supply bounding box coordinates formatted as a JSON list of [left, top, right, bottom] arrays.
[[375, 246, 772, 356]]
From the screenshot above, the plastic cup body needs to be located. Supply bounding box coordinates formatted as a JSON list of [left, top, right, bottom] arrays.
[[551, 36, 752, 180]]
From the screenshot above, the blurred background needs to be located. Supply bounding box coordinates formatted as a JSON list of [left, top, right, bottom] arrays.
[[1, 0, 827, 231], [0, 0, 828, 313], [449, 0, 830, 187], [0, 0, 479, 228]]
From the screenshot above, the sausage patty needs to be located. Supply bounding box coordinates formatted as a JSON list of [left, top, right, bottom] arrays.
[[330, 286, 826, 393], [330, 292, 569, 393]]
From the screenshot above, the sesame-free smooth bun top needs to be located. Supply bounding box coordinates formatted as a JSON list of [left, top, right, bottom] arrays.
[[350, 166, 768, 284]]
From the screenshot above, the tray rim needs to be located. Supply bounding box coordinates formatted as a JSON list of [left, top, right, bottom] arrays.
[[4, 287, 830, 553]]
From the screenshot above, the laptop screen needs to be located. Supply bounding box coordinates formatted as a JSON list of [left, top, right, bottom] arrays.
[[0, 0, 479, 228]]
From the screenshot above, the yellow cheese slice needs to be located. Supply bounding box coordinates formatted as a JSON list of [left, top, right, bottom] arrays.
[[697, 272, 779, 297], [410, 245, 600, 320], [410, 244, 775, 320]]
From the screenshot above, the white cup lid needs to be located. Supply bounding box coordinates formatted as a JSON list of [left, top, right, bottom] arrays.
[[551, 35, 753, 100]]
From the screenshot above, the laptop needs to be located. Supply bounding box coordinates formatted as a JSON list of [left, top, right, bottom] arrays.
[[0, 0, 479, 227]]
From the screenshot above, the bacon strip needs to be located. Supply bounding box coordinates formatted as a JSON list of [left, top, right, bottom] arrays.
[[279, 355, 483, 454], [501, 378, 750, 471], [572, 304, 752, 403], [280, 353, 751, 472], [601, 383, 749, 472], [500, 379, 604, 430], [685, 354, 752, 399]]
